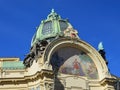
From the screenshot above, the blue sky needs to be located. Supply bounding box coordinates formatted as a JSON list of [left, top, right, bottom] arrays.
[[0, 0, 120, 77]]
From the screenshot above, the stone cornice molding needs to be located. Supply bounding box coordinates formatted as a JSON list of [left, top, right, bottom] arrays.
[[0, 69, 53, 85]]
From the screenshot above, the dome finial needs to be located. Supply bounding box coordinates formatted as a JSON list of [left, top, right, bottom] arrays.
[[51, 8, 55, 13], [98, 42, 104, 51], [47, 9, 61, 20]]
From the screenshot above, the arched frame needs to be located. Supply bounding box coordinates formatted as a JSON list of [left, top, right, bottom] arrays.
[[43, 38, 110, 80]]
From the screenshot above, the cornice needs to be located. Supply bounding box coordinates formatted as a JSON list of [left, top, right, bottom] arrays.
[[100, 77, 117, 86], [0, 69, 53, 85]]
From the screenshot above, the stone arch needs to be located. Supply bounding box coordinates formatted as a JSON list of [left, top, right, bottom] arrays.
[[43, 38, 110, 80]]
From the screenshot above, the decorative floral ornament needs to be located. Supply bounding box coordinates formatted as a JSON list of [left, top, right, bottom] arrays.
[[64, 26, 79, 39]]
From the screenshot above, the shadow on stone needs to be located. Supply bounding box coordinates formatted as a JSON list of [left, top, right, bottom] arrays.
[[54, 77, 64, 90]]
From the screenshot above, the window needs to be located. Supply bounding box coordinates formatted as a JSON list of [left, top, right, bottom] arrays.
[[42, 21, 53, 35], [59, 21, 68, 31]]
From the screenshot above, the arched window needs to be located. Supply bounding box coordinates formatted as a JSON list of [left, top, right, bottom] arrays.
[[59, 20, 68, 31], [42, 21, 53, 35]]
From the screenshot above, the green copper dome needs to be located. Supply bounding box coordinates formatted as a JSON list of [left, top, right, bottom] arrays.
[[31, 9, 72, 46]]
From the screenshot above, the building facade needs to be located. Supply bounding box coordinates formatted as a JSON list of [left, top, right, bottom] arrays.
[[0, 9, 119, 90]]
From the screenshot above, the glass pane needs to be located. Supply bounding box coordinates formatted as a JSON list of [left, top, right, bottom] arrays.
[[59, 21, 68, 31], [42, 21, 53, 35]]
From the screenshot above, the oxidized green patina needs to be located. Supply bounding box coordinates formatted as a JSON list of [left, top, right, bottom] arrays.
[[31, 9, 72, 46], [2, 61, 25, 70], [98, 42, 104, 50]]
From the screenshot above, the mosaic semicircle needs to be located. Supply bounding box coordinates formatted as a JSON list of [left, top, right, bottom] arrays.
[[50, 47, 99, 79]]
